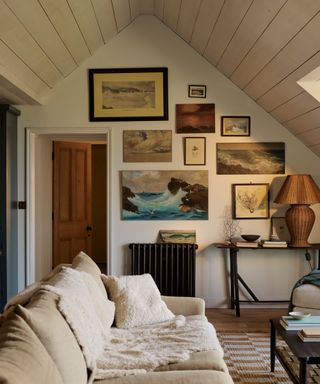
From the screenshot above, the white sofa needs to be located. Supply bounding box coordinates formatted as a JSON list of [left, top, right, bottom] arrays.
[[0, 252, 234, 384]]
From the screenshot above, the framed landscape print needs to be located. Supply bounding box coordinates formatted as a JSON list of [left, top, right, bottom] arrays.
[[89, 67, 168, 121], [232, 183, 270, 219], [176, 103, 215, 133], [159, 230, 196, 243], [188, 85, 206, 98], [123, 130, 172, 162], [216, 142, 285, 174], [184, 137, 206, 165], [122, 170, 208, 220], [221, 116, 250, 136]]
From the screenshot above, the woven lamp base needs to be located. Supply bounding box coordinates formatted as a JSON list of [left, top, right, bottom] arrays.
[[286, 204, 315, 247]]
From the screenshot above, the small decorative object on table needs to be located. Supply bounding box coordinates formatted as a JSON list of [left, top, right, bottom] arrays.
[[241, 234, 260, 242]]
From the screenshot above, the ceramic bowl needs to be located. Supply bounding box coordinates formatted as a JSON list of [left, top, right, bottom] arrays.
[[241, 234, 260, 242], [289, 311, 311, 320]]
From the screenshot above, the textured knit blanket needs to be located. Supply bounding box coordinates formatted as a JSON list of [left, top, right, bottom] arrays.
[[42, 268, 222, 382], [289, 268, 320, 311]]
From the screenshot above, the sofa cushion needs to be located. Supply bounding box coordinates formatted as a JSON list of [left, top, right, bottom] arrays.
[[102, 273, 174, 328], [0, 312, 63, 384], [94, 370, 234, 384], [15, 289, 88, 384], [72, 251, 107, 296]]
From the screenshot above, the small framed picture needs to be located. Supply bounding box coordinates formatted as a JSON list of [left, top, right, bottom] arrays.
[[232, 183, 269, 219], [184, 137, 206, 165], [188, 85, 206, 98], [221, 116, 251, 136]]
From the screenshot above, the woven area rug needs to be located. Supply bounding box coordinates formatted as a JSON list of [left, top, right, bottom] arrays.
[[217, 332, 320, 384]]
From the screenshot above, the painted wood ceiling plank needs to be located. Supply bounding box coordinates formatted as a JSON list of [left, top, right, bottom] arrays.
[[3, 0, 76, 77], [0, 83, 29, 105], [139, 0, 154, 15], [257, 50, 320, 111], [189, 0, 224, 54], [0, 41, 49, 100], [67, 0, 103, 54], [283, 107, 320, 134], [39, 0, 90, 64], [296, 126, 320, 146], [271, 92, 320, 123], [176, 0, 201, 43], [230, 0, 320, 89], [244, 11, 320, 100], [112, 0, 131, 31], [91, 0, 117, 43], [163, 0, 181, 31], [217, 0, 286, 77], [203, 0, 253, 66], [154, 0, 164, 20], [0, 0, 62, 87], [129, 0, 140, 19]]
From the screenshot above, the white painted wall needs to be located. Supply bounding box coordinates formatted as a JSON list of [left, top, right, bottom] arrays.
[[16, 16, 320, 307]]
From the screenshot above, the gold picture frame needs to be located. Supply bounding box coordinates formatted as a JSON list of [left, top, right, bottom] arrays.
[[89, 67, 168, 121]]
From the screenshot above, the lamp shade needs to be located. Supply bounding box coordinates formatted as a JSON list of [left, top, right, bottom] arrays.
[[274, 174, 320, 205]]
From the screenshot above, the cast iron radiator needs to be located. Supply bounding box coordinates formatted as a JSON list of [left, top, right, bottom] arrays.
[[128, 243, 198, 297]]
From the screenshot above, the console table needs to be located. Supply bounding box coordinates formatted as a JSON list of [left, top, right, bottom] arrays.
[[214, 243, 320, 317]]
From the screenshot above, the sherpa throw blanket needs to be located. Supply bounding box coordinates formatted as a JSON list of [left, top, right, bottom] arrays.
[[43, 268, 222, 382]]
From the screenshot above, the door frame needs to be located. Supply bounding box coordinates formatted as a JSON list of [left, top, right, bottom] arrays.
[[26, 127, 112, 285]]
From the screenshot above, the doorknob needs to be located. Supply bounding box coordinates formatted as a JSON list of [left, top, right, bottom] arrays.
[[86, 226, 93, 231]]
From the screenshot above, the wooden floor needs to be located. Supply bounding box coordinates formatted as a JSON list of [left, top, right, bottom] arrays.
[[206, 308, 287, 333]]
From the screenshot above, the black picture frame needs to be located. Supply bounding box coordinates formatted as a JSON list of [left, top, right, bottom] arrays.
[[188, 84, 206, 98], [221, 116, 251, 136], [89, 67, 168, 121]]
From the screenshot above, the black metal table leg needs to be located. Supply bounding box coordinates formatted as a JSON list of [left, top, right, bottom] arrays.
[[299, 359, 308, 384], [229, 248, 235, 309], [230, 248, 240, 317], [270, 320, 276, 372]]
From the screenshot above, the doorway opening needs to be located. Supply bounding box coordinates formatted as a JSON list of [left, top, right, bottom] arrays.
[[26, 128, 111, 285]]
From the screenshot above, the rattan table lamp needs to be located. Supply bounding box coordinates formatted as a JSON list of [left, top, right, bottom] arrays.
[[274, 174, 320, 247]]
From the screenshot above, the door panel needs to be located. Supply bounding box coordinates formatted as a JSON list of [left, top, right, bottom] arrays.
[[53, 141, 92, 267]]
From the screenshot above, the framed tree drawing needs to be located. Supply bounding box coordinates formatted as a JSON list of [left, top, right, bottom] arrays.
[[232, 183, 270, 219], [89, 67, 168, 121]]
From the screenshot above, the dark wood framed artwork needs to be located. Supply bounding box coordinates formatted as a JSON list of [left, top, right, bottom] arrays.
[[232, 183, 270, 219], [176, 103, 215, 133], [89, 67, 168, 121], [221, 116, 250, 136], [184, 137, 206, 165]]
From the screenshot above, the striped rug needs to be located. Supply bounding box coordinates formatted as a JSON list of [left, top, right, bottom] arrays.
[[218, 332, 320, 383]]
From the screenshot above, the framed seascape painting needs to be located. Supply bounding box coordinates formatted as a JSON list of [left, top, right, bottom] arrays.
[[216, 142, 285, 174], [184, 137, 206, 165], [176, 103, 215, 133], [232, 183, 270, 219], [159, 230, 196, 243], [123, 130, 172, 162], [188, 85, 206, 98], [221, 116, 250, 136], [88, 67, 168, 121], [121, 170, 208, 220]]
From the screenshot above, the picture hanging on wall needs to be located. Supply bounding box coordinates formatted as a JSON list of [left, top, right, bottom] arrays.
[[232, 183, 270, 219], [216, 142, 285, 174], [184, 137, 206, 165], [121, 170, 208, 220], [123, 130, 172, 162], [188, 85, 206, 98], [159, 230, 196, 243], [176, 103, 215, 133], [221, 116, 250, 136], [88, 67, 168, 121]]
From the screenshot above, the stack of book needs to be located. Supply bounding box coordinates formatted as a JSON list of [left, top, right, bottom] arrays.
[[234, 240, 259, 248], [280, 315, 320, 330], [298, 328, 320, 342], [261, 240, 287, 248]]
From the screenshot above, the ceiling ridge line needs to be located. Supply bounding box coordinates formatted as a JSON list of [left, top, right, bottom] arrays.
[[268, 90, 305, 113], [110, 0, 119, 33], [216, 0, 254, 68], [1, 0, 66, 79], [243, 8, 320, 95], [296, 125, 320, 138], [175, 0, 183, 32], [187, 0, 203, 44], [89, 0, 105, 44], [228, 0, 289, 79], [280, 105, 320, 125]]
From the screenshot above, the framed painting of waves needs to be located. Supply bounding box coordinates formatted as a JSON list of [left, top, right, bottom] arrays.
[[121, 170, 208, 220], [216, 142, 285, 174], [159, 230, 196, 243]]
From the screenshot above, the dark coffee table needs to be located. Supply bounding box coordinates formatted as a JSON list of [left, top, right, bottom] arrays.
[[270, 318, 320, 384]]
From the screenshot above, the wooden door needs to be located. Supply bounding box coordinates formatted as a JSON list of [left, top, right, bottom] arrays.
[[53, 141, 92, 267]]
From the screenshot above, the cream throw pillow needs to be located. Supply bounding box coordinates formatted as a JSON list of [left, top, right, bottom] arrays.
[[101, 274, 174, 328]]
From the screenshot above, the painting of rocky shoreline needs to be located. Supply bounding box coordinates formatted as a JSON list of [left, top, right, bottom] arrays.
[[121, 170, 208, 220], [217, 142, 285, 174]]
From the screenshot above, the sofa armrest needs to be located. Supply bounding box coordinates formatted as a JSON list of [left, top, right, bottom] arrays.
[[161, 296, 205, 316]]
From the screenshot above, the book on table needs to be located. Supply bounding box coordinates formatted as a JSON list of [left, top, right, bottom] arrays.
[[298, 328, 320, 342], [280, 316, 320, 330], [261, 240, 287, 248], [234, 241, 259, 248]]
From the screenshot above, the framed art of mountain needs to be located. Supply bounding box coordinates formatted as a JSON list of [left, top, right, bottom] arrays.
[[89, 67, 168, 121]]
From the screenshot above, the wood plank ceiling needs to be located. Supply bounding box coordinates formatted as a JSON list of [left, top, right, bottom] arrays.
[[1, 0, 320, 156]]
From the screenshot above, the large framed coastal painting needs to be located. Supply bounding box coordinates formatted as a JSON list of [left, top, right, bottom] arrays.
[[216, 142, 285, 174], [121, 170, 208, 220]]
